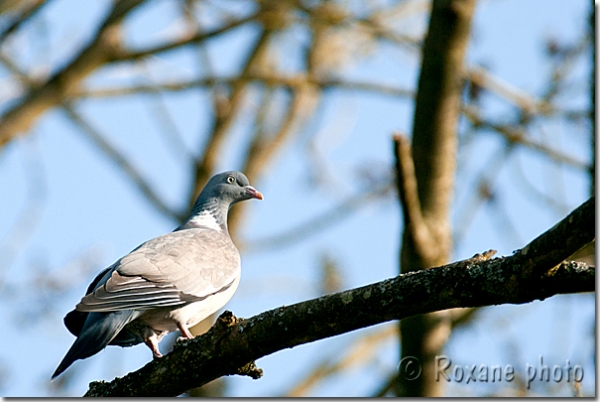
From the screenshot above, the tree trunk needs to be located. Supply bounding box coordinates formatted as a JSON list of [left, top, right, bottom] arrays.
[[395, 0, 477, 396]]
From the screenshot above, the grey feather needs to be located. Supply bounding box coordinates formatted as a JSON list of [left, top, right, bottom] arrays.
[[52, 171, 262, 379], [52, 310, 141, 379]]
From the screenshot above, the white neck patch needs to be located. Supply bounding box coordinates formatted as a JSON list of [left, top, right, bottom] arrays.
[[186, 210, 222, 231]]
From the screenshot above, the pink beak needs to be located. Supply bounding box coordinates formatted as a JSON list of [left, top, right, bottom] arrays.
[[245, 186, 264, 200]]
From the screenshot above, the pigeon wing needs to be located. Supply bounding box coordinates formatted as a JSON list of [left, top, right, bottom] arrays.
[[76, 228, 241, 312]]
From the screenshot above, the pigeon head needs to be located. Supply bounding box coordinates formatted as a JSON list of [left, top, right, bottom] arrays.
[[183, 171, 263, 231], [203, 171, 264, 205]]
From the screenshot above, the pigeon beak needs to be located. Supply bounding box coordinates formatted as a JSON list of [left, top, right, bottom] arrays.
[[245, 186, 264, 200]]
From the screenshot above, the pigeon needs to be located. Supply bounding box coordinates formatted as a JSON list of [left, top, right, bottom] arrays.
[[52, 171, 263, 379]]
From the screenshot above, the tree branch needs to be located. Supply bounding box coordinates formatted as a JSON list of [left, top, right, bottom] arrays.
[[393, 133, 437, 262], [84, 197, 594, 397], [0, 1, 260, 153], [75, 75, 413, 99], [107, 11, 261, 62], [0, 0, 48, 44], [0, 0, 145, 149], [462, 105, 589, 169]]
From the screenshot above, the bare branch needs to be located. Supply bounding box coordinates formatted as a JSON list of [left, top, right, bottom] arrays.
[[108, 11, 261, 62], [0, 0, 146, 149], [393, 133, 437, 262], [462, 105, 589, 169], [0, 0, 48, 44], [453, 140, 515, 246], [467, 67, 552, 115], [0, 135, 47, 290], [138, 63, 196, 164], [76, 76, 412, 99]]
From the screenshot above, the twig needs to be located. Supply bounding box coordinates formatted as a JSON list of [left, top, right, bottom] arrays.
[[467, 67, 552, 115], [0, 135, 47, 291], [453, 141, 515, 247], [75, 76, 413, 99], [138, 62, 196, 164], [462, 106, 588, 170], [512, 150, 573, 215], [0, 0, 48, 43], [108, 11, 261, 62]]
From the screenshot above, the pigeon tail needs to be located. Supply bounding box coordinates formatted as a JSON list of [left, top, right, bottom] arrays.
[[52, 310, 138, 379], [64, 309, 144, 347]]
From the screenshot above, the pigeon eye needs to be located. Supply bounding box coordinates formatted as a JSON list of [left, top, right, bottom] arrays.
[[226, 176, 235, 184]]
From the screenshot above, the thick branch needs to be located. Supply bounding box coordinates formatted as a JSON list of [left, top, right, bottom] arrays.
[[518, 196, 594, 278], [84, 197, 594, 397]]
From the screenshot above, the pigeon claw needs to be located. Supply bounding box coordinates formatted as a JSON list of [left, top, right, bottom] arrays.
[[144, 337, 162, 358]]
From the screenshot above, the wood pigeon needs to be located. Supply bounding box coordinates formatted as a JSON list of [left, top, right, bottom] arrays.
[[52, 171, 263, 379]]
